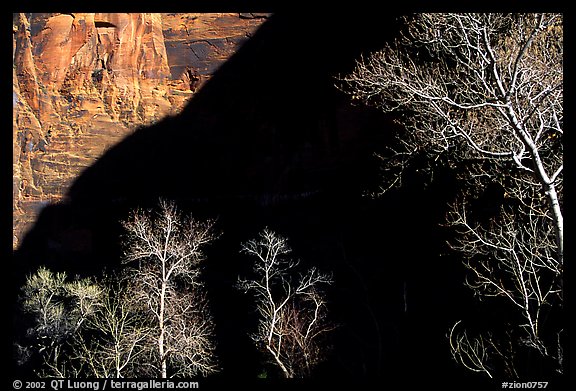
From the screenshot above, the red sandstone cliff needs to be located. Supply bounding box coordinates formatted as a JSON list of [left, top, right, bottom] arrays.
[[12, 12, 269, 248]]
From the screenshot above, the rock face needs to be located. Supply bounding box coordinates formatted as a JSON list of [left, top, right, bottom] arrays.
[[12, 13, 269, 248]]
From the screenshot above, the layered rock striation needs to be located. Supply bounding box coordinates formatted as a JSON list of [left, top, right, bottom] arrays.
[[12, 13, 268, 248]]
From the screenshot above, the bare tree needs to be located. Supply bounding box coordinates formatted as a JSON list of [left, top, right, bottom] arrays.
[[237, 229, 334, 378], [339, 13, 563, 377], [121, 199, 219, 378], [72, 277, 152, 378], [17, 267, 103, 377]]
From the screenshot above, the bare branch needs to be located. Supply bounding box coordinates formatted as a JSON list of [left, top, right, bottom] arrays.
[[238, 229, 334, 378], [449, 321, 493, 378]]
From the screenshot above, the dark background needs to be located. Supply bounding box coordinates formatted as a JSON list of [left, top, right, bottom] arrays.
[[8, 7, 568, 389]]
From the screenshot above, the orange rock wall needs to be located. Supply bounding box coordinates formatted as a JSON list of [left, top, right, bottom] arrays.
[[12, 12, 269, 248]]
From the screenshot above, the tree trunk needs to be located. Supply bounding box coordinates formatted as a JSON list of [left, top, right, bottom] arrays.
[[159, 280, 167, 378], [505, 101, 563, 265], [546, 183, 563, 265], [266, 344, 292, 378]]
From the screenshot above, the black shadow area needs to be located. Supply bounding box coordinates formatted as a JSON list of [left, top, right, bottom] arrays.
[[12, 11, 475, 384]]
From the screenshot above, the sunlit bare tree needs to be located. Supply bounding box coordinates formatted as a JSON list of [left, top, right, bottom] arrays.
[[122, 199, 219, 378], [339, 13, 563, 377], [72, 277, 151, 378], [237, 229, 334, 378], [17, 267, 103, 377]]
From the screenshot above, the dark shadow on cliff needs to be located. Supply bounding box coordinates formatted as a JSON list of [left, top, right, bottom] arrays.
[[12, 11, 479, 384]]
